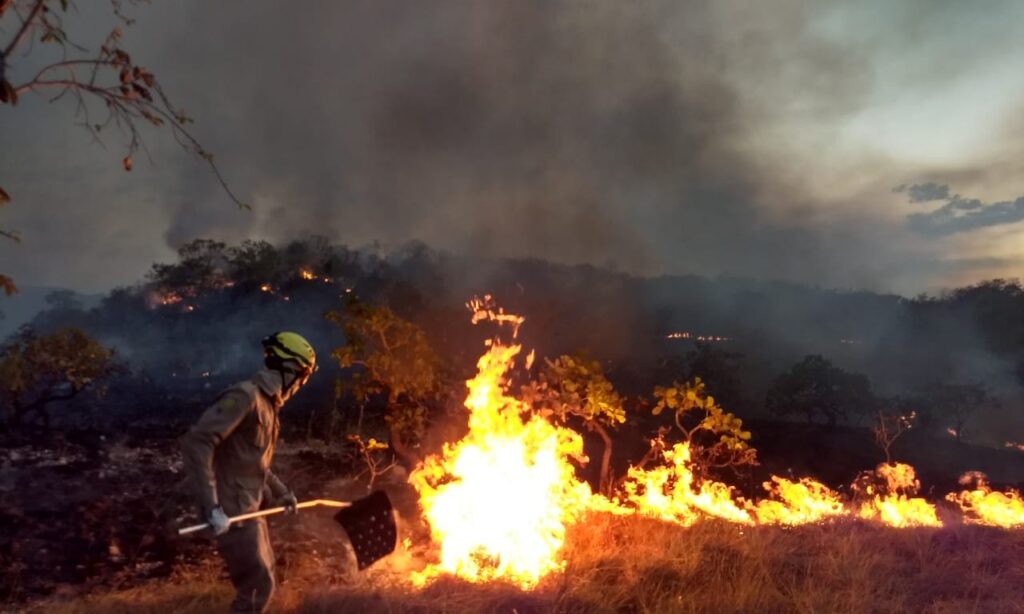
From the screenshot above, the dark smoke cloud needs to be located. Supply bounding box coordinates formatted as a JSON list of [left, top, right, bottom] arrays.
[[138, 1, 889, 284], [2, 0, 1023, 293], [904, 184, 1024, 236]]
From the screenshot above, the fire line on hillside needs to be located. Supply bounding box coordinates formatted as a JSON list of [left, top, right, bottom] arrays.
[[404, 298, 1024, 589]]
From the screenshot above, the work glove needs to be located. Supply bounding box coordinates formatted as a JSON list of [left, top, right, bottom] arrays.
[[277, 491, 299, 515], [207, 506, 230, 536]]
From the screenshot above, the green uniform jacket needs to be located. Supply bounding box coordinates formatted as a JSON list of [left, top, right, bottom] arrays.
[[180, 370, 290, 517]]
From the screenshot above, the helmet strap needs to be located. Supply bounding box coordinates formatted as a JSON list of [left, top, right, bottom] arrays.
[[279, 368, 296, 400], [265, 353, 299, 401]]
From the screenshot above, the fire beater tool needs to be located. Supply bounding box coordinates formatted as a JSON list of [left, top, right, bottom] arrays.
[[178, 490, 397, 570]]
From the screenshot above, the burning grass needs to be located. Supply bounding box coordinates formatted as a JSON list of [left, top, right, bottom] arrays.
[[39, 515, 1024, 613], [18, 297, 1024, 612]]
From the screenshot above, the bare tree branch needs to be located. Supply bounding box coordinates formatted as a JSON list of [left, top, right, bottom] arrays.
[[2, 1, 249, 209], [2, 0, 44, 57]]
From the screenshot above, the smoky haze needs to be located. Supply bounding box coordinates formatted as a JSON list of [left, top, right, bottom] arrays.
[[155, 1, 779, 271], [13, 239, 1024, 449], [9, 0, 1023, 293]]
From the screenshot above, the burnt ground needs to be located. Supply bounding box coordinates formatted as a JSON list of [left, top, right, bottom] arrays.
[[0, 428, 423, 609]]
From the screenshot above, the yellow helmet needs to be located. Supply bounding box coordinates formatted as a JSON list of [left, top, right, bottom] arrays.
[[261, 331, 316, 372]]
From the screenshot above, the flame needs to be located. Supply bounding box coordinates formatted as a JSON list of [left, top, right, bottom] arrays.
[[158, 292, 183, 305], [621, 442, 753, 526], [856, 463, 943, 528], [300, 269, 316, 280], [665, 331, 731, 342], [1005, 441, 1024, 452], [260, 283, 272, 293], [402, 299, 1024, 591], [409, 300, 597, 588], [753, 476, 849, 525], [946, 473, 1024, 528], [946, 427, 959, 439]]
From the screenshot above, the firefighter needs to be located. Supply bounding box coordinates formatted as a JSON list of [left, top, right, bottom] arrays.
[[181, 331, 317, 613]]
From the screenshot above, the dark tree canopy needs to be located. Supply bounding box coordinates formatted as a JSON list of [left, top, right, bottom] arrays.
[[326, 295, 444, 467], [765, 355, 876, 428], [0, 327, 119, 427], [682, 342, 747, 415], [921, 382, 994, 442]]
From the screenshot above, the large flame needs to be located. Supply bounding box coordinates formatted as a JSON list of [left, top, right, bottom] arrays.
[[753, 476, 849, 525], [621, 442, 752, 526], [856, 463, 943, 528], [409, 300, 597, 588], [402, 300, 1024, 591], [946, 472, 1024, 528]]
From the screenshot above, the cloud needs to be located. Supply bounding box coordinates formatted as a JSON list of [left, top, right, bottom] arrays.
[[904, 185, 1024, 236], [895, 182, 950, 203]]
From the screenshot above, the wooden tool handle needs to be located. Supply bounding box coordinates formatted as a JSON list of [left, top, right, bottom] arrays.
[[178, 499, 351, 535]]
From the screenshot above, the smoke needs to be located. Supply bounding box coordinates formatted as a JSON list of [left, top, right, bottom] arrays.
[[4, 0, 1024, 293], [106, 1, 899, 287]]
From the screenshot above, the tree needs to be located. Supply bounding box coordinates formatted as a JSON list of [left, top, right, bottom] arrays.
[[0, 327, 118, 427], [226, 240, 281, 283], [765, 355, 875, 428], [649, 377, 757, 478], [326, 295, 442, 467], [147, 239, 230, 291], [345, 434, 398, 492], [872, 403, 916, 463], [0, 0, 246, 287], [923, 382, 993, 442], [521, 354, 626, 494], [682, 342, 747, 416]]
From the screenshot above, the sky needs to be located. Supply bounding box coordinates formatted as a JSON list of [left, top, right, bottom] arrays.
[[2, 0, 1024, 295]]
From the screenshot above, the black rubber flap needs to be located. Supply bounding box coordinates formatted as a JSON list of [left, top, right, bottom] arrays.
[[333, 490, 397, 570]]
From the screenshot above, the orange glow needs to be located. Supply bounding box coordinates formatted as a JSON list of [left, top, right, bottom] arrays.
[[621, 442, 752, 526], [753, 476, 849, 525], [856, 463, 942, 528], [399, 302, 1024, 591], [665, 331, 731, 342], [946, 473, 1024, 528], [409, 298, 599, 588]]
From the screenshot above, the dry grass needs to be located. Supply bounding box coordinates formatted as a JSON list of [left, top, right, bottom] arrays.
[[25, 514, 1024, 614]]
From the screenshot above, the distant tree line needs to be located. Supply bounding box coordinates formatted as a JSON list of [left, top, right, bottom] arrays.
[[1, 238, 1019, 460]]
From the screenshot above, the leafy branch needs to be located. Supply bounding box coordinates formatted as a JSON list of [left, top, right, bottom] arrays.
[[651, 377, 757, 477]]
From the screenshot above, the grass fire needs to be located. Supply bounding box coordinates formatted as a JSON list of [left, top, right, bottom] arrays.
[[3, 242, 1024, 612], [5, 1, 1024, 612]]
